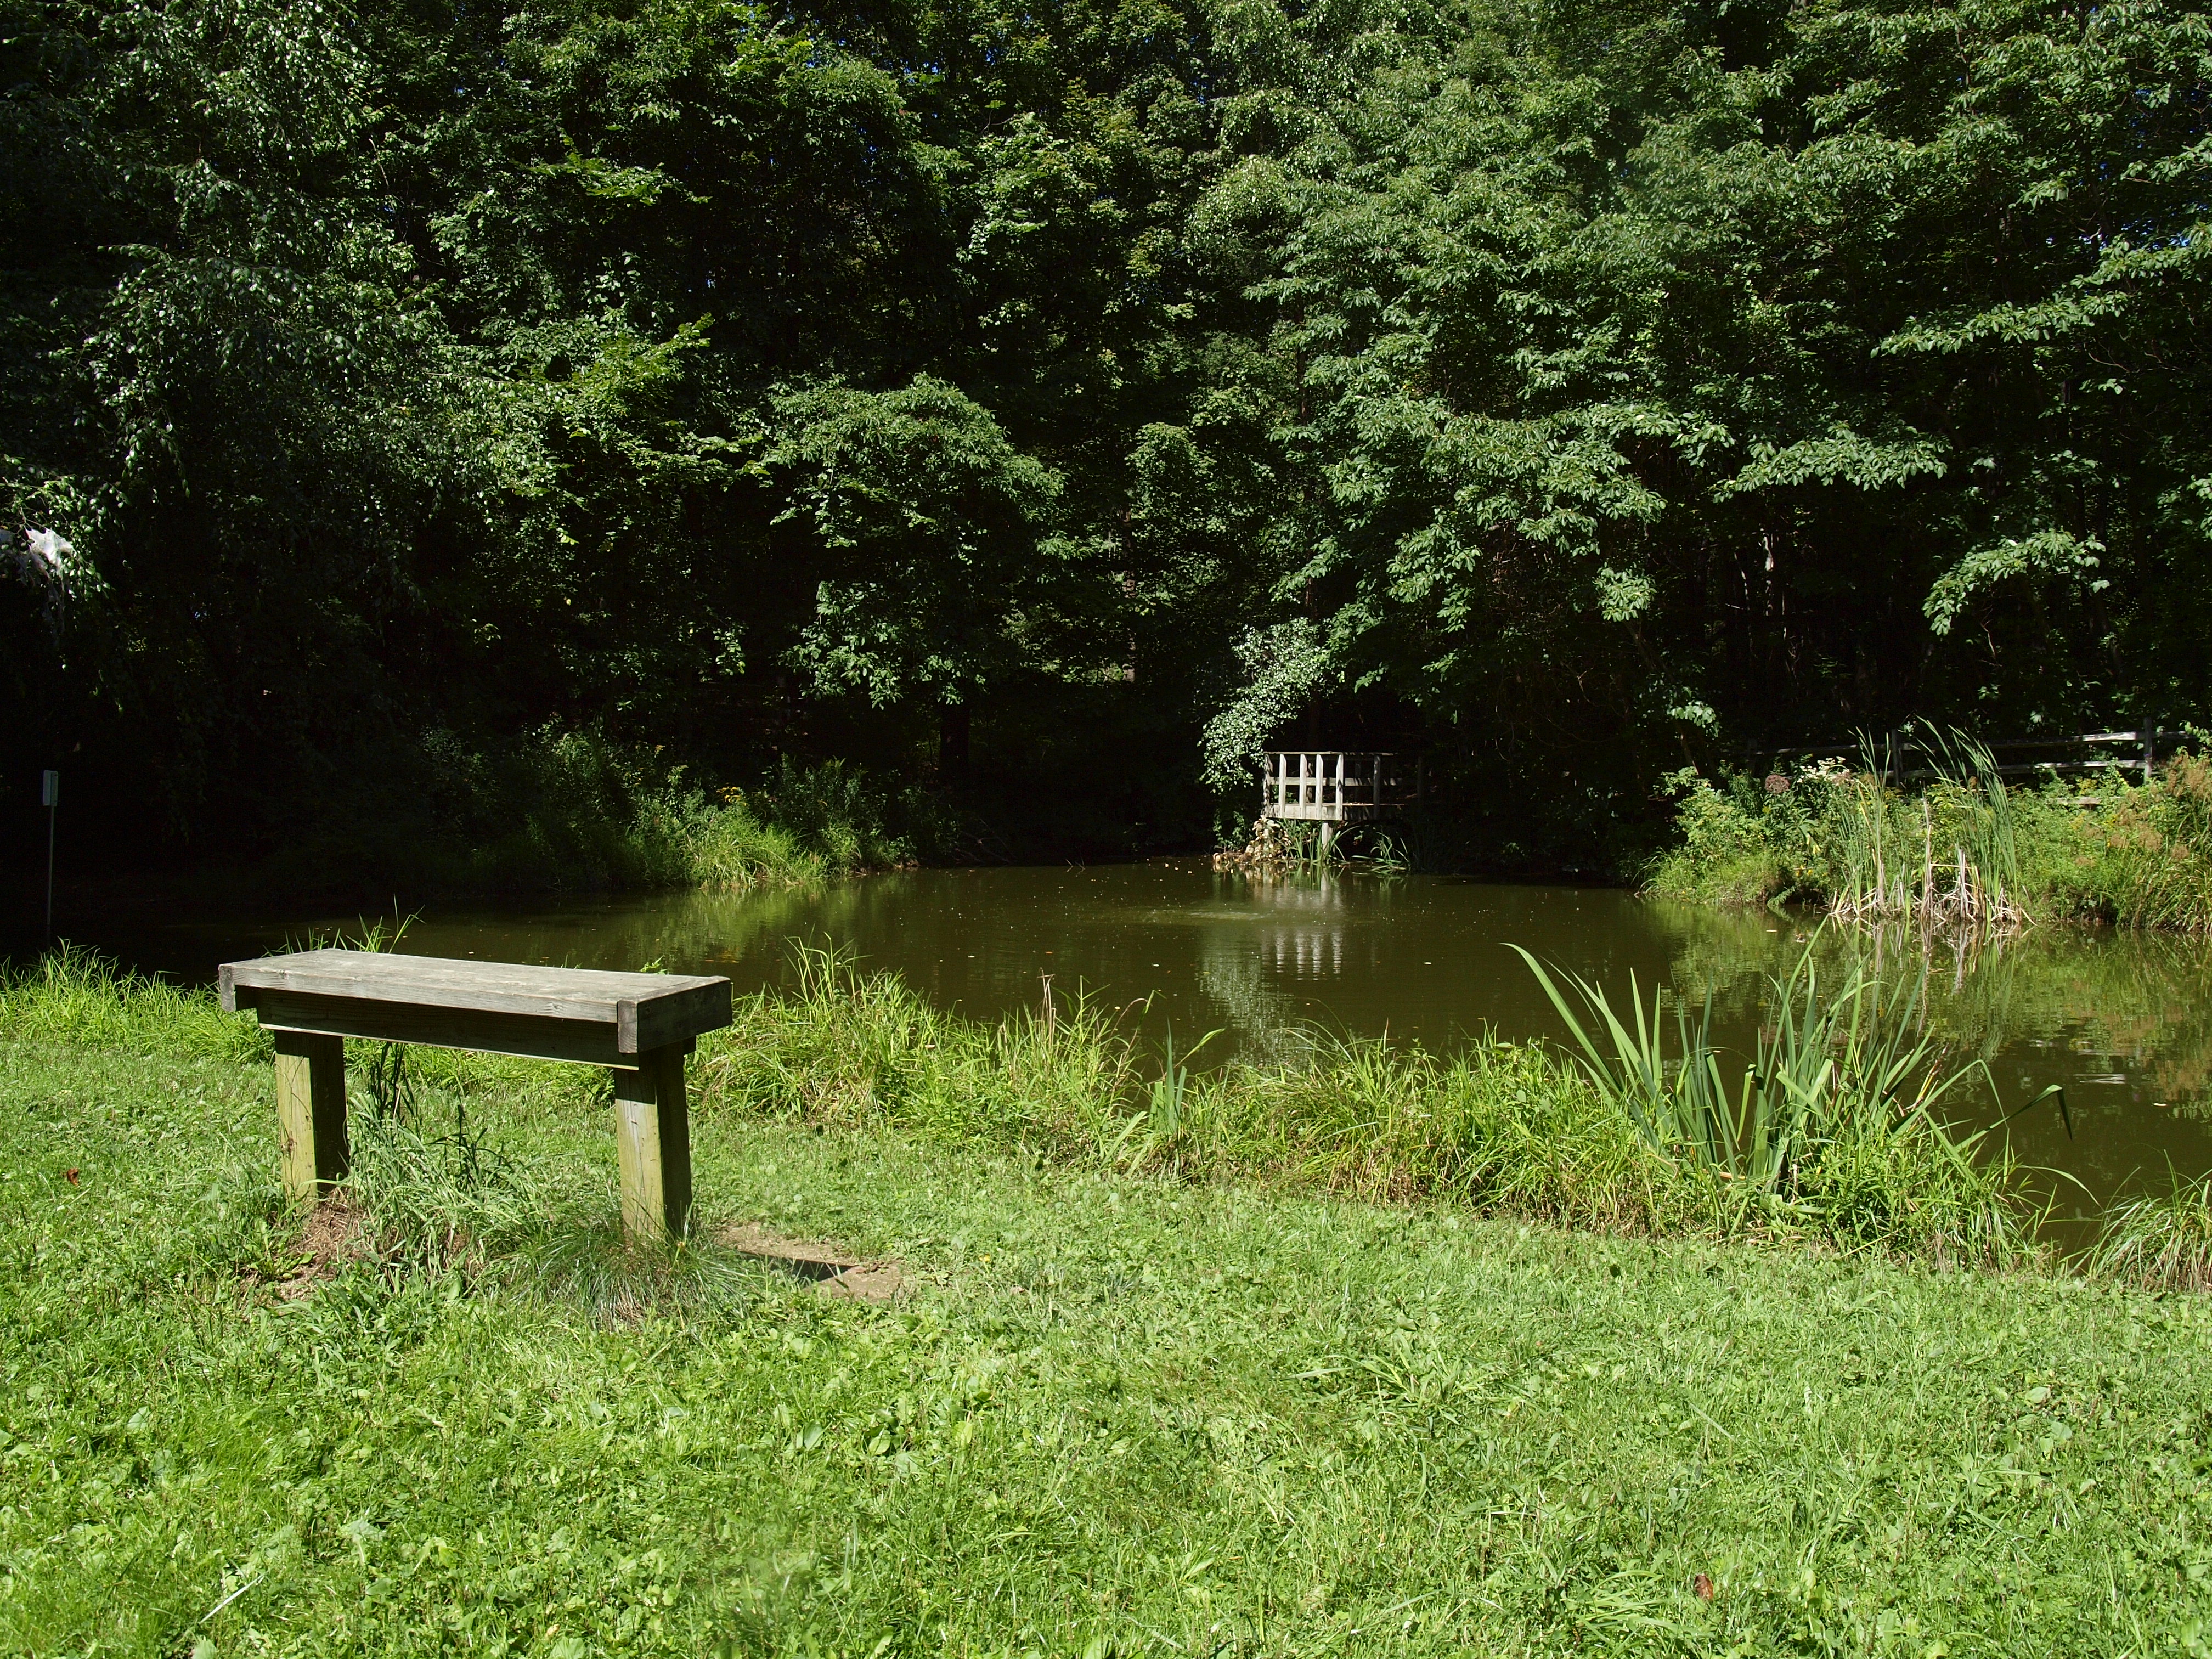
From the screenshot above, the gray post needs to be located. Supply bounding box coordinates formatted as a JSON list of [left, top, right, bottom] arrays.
[[40, 771, 58, 945]]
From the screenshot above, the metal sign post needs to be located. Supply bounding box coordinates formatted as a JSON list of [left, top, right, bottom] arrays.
[[41, 771, 58, 944]]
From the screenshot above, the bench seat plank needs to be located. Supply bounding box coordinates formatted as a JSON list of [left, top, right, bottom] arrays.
[[220, 950, 732, 1058], [244, 988, 633, 1066]]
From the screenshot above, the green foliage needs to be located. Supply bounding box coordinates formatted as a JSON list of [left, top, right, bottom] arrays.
[[10, 0, 2212, 873], [0, 944, 267, 1062], [769, 378, 1066, 708], [256, 730, 922, 894], [696, 945, 2054, 1263], [1200, 621, 1334, 789], [1514, 947, 2041, 1262], [2054, 751, 2212, 930], [2094, 1168, 2212, 1294]]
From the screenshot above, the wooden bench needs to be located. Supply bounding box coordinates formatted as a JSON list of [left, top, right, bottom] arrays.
[[218, 950, 732, 1242]]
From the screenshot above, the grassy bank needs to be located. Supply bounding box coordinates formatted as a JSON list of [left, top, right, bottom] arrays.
[[669, 759, 938, 892], [7, 956, 2212, 1654], [687, 950, 2066, 1274], [1650, 744, 2212, 929]]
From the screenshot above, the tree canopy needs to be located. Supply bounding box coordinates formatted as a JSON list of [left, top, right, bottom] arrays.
[[4, 0, 2208, 872]]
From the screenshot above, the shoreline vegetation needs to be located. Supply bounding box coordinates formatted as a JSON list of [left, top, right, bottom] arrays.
[[277, 741, 950, 898], [6, 945, 2207, 1293], [1648, 739, 2212, 931]]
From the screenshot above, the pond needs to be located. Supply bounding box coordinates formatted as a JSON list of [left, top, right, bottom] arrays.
[[70, 860, 2212, 1215]]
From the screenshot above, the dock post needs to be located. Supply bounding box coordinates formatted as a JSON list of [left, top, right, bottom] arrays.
[[613, 1045, 694, 1243]]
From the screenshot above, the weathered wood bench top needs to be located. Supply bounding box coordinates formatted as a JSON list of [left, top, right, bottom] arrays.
[[220, 949, 732, 1065], [219, 949, 733, 1240]]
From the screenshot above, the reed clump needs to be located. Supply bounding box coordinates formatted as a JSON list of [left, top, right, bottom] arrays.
[[1212, 816, 1345, 874], [1651, 736, 2212, 930], [1514, 947, 2053, 1265]]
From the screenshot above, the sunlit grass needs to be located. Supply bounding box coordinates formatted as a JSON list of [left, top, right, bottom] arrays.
[[5, 972, 2212, 1654], [0, 944, 2090, 1270], [1511, 945, 2059, 1264]]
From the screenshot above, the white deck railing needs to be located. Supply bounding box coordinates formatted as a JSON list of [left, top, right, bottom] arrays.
[[1261, 752, 1405, 821]]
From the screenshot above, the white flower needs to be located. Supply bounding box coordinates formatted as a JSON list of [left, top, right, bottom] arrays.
[[20, 527, 71, 578]]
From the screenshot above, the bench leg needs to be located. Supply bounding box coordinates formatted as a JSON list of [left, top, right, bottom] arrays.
[[613, 1044, 693, 1243], [274, 1030, 348, 1202]]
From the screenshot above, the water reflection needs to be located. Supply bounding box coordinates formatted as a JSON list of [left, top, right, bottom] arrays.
[[69, 859, 2212, 1207]]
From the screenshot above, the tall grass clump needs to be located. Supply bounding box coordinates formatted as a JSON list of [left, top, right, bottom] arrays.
[[0, 944, 267, 1060], [342, 1082, 548, 1277], [697, 956, 1683, 1233], [346, 1056, 764, 1316], [662, 788, 827, 890], [667, 758, 958, 890], [2050, 749, 2212, 929], [695, 944, 1142, 1153], [1513, 946, 2050, 1263], [2091, 1168, 2212, 1292], [1797, 734, 2026, 926], [1181, 1033, 1681, 1232]]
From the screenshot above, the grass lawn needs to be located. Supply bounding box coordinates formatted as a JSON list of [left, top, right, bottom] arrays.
[[4, 1020, 2212, 1656]]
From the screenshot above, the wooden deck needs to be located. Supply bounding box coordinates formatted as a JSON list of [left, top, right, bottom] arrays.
[[1260, 752, 1415, 825]]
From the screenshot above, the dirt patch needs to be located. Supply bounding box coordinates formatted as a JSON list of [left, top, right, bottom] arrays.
[[242, 1195, 373, 1301], [714, 1221, 905, 1304]]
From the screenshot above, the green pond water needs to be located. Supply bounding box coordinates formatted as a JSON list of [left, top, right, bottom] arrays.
[[84, 860, 2212, 1215]]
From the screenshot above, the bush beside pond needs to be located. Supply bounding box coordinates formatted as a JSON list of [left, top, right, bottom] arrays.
[[253, 732, 943, 897]]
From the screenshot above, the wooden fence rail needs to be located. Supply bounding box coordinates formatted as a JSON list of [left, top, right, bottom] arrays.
[[1737, 729, 2195, 787]]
